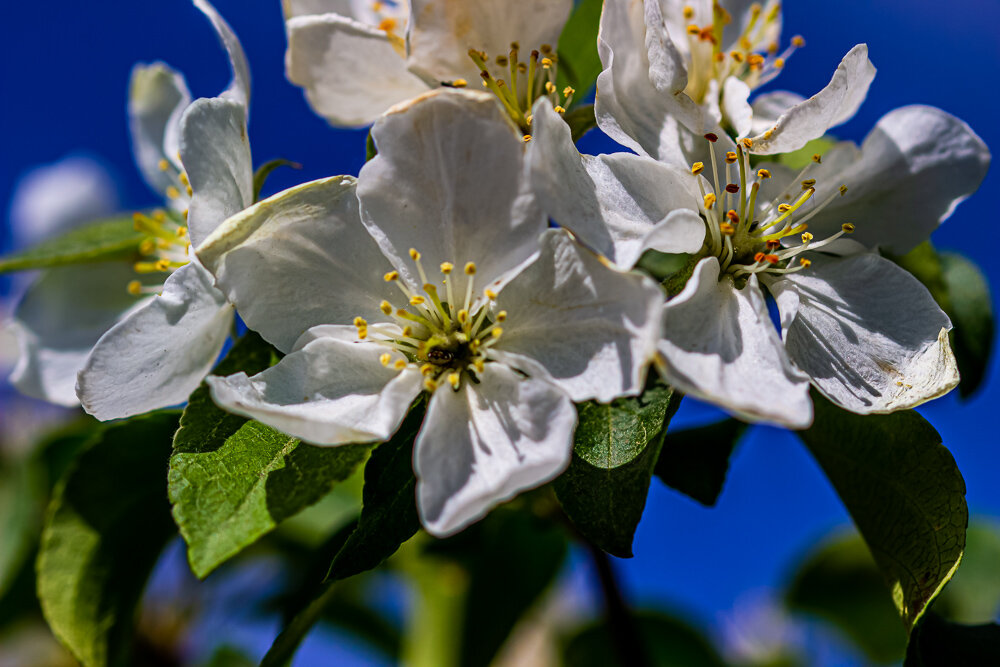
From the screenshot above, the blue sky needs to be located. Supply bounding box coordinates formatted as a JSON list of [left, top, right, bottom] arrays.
[[2, 1, 998, 664]]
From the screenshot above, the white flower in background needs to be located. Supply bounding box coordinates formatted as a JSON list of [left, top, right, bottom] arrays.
[[596, 0, 876, 166], [8, 0, 253, 419], [283, 0, 574, 129], [528, 99, 990, 426], [197, 90, 663, 536]]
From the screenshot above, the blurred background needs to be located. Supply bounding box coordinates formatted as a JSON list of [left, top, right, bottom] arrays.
[[1, 1, 997, 665]]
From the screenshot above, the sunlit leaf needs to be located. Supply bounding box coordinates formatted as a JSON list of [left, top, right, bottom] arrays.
[[0, 217, 142, 273]]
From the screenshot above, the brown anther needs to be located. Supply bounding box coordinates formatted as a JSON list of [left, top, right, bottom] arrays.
[[719, 222, 735, 235], [726, 209, 740, 223], [757, 168, 771, 179], [765, 239, 781, 250], [704, 133, 719, 143], [725, 183, 740, 193], [540, 44, 553, 54], [754, 252, 767, 263], [764, 254, 780, 265], [715, 52, 726, 62], [495, 55, 508, 67], [841, 223, 856, 233]]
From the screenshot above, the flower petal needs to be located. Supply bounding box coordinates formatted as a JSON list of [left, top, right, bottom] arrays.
[[789, 105, 991, 254], [494, 230, 664, 403], [194, 0, 251, 109], [358, 89, 545, 293], [77, 261, 233, 421], [283, 0, 358, 19], [415, 362, 575, 537], [197, 176, 398, 353], [748, 90, 805, 136], [527, 99, 704, 267], [179, 98, 254, 246], [207, 328, 423, 445], [722, 76, 753, 138], [9, 263, 144, 406], [766, 253, 958, 414], [406, 0, 572, 84], [657, 257, 812, 428], [286, 14, 429, 127], [128, 63, 191, 197], [748, 44, 876, 155]]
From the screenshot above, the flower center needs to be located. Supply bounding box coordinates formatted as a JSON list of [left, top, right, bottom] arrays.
[[369, 0, 408, 56], [681, 1, 803, 110], [690, 134, 855, 279], [126, 205, 191, 297], [463, 43, 575, 136], [354, 249, 507, 392]]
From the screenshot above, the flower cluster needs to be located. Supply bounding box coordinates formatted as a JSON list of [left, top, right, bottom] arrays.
[[7, 0, 990, 538]]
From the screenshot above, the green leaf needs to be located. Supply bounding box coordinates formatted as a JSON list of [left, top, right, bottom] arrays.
[[0, 459, 44, 601], [904, 613, 1000, 667], [366, 130, 378, 162], [772, 137, 838, 170], [784, 532, 908, 663], [253, 159, 301, 203], [0, 216, 143, 273], [655, 417, 746, 507], [939, 252, 993, 398], [327, 404, 425, 581], [887, 243, 994, 398], [556, 0, 603, 98], [932, 522, 1000, 624], [797, 395, 968, 632], [564, 103, 597, 142], [554, 380, 680, 557], [37, 413, 179, 667], [201, 646, 257, 667], [562, 609, 728, 667], [170, 331, 368, 578], [428, 507, 569, 667]]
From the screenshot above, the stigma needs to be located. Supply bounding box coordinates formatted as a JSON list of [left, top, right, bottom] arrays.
[[358, 249, 507, 393], [692, 135, 854, 279]]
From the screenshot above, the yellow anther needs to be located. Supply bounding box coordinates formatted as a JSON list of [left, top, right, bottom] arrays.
[[841, 223, 855, 233], [473, 359, 485, 373], [380, 353, 392, 367], [176, 226, 188, 238], [563, 86, 575, 97], [491, 327, 503, 338], [792, 35, 806, 47], [545, 81, 556, 94], [812, 154, 823, 163], [778, 203, 792, 213], [730, 51, 744, 63], [719, 222, 735, 235], [553, 106, 566, 114], [801, 232, 814, 242], [525, 114, 533, 125], [725, 151, 738, 164], [799, 258, 812, 267], [153, 209, 167, 222], [440, 262, 454, 274], [179, 172, 190, 186], [155, 259, 171, 271], [378, 17, 397, 32], [801, 178, 816, 189], [384, 271, 399, 282], [691, 161, 705, 175], [139, 239, 156, 255], [410, 295, 426, 306], [354, 316, 368, 327], [409, 248, 421, 260], [774, 58, 785, 69], [496, 310, 508, 322], [394, 359, 408, 370], [448, 373, 460, 389], [484, 289, 498, 300], [703, 193, 717, 209], [686, 24, 700, 35], [683, 5, 695, 19], [541, 57, 553, 68], [380, 300, 393, 315], [158, 159, 170, 171], [424, 378, 438, 391], [420, 363, 435, 376], [757, 168, 771, 179], [127, 280, 143, 296], [451, 79, 468, 88], [522, 135, 533, 143], [740, 138, 754, 149], [457, 310, 469, 324], [464, 262, 477, 275], [402, 326, 413, 337], [166, 186, 181, 200], [839, 185, 849, 196]]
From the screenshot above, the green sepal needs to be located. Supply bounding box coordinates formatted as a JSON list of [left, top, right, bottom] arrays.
[[253, 159, 302, 203]]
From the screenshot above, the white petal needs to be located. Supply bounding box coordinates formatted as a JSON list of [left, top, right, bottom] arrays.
[[415, 363, 575, 537], [9, 263, 143, 406], [286, 14, 429, 127], [527, 99, 704, 267], [493, 230, 664, 403], [406, 0, 572, 84], [194, 0, 251, 109], [657, 257, 812, 428], [283, 0, 357, 19], [197, 176, 398, 353], [77, 261, 233, 421], [766, 253, 958, 414], [595, 0, 701, 161], [179, 98, 254, 246], [359, 89, 545, 293], [722, 76, 753, 138], [642, 0, 703, 129], [749, 90, 805, 136], [748, 44, 876, 155], [207, 329, 423, 445], [791, 105, 991, 254], [128, 63, 191, 196]]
